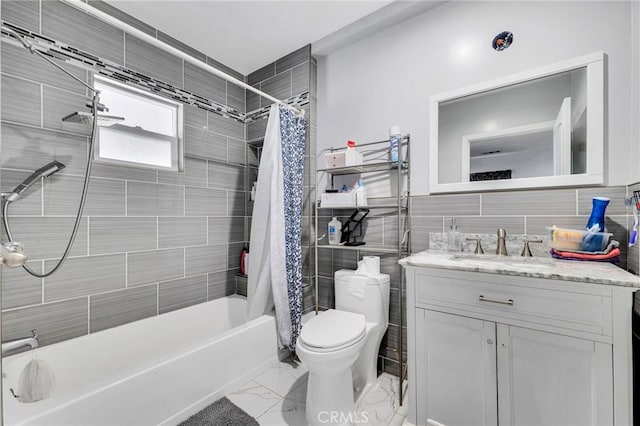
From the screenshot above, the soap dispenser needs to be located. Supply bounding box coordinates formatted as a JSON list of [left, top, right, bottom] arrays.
[[447, 218, 461, 251]]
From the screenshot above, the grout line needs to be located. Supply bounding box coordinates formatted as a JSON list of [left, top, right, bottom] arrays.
[[125, 252, 129, 288], [87, 296, 91, 334], [40, 84, 44, 128]]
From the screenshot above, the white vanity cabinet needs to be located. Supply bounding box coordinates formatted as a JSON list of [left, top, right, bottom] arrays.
[[403, 262, 637, 426]]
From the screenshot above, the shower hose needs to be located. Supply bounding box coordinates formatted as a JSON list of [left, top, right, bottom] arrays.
[[1, 25, 100, 278]]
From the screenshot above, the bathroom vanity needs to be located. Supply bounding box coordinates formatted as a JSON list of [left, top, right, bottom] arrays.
[[400, 251, 640, 426]]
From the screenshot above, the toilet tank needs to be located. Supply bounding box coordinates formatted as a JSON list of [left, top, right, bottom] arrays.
[[334, 269, 390, 326]]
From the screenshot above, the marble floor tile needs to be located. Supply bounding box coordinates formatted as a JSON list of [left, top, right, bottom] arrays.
[[253, 358, 309, 397], [234, 360, 406, 426], [257, 380, 308, 426], [226, 380, 282, 419], [356, 373, 401, 426], [388, 412, 408, 426]]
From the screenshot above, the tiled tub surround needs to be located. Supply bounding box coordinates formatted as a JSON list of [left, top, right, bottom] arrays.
[[0, 1, 310, 350]]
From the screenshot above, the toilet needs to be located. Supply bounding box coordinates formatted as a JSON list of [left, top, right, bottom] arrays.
[[296, 268, 390, 426]]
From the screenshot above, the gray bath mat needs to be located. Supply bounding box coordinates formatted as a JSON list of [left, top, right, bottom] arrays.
[[178, 397, 259, 426]]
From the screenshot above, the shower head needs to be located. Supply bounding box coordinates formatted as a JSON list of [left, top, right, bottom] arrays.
[[62, 111, 125, 127], [4, 161, 65, 203]]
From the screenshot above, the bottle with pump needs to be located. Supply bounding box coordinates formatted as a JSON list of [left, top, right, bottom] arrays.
[[328, 217, 342, 245], [389, 126, 401, 164], [447, 218, 461, 251]]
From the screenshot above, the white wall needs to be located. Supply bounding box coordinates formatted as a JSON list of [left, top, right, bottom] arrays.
[[317, 1, 634, 195], [632, 0, 640, 185]]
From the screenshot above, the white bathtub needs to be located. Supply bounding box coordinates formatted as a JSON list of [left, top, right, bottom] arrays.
[[2, 295, 279, 426]]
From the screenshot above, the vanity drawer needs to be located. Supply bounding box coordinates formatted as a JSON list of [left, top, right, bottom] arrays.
[[414, 268, 613, 336]]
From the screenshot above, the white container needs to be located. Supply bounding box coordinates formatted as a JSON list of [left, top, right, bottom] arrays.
[[321, 192, 356, 208], [328, 217, 342, 245], [324, 149, 363, 169]]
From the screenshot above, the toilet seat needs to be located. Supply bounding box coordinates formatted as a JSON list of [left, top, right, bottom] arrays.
[[299, 310, 366, 353]]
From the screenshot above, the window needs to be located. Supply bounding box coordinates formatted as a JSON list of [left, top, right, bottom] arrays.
[[94, 76, 184, 171]]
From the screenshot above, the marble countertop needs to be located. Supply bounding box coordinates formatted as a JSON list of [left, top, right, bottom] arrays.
[[399, 250, 640, 288]]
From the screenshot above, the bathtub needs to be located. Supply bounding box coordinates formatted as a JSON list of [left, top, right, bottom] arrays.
[[2, 295, 279, 426]]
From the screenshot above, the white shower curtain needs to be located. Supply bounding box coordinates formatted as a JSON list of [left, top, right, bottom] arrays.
[[247, 104, 306, 350]]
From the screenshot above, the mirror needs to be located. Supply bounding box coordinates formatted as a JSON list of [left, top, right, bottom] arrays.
[[429, 52, 604, 193]]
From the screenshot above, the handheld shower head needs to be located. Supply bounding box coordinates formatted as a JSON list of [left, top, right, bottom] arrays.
[[4, 161, 65, 203]]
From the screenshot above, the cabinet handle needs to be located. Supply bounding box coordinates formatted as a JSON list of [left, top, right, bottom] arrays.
[[478, 294, 514, 306]]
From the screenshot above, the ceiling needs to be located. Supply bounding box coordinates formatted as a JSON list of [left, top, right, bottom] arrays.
[[103, 0, 394, 75]]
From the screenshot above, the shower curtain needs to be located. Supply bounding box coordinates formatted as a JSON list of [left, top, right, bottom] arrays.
[[247, 104, 306, 351]]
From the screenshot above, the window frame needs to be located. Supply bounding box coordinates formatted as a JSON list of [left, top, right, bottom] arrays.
[[92, 75, 184, 172]]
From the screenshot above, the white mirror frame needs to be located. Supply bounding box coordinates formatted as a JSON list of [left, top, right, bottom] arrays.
[[429, 51, 604, 194]]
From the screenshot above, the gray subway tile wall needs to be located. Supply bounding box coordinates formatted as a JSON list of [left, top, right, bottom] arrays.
[[1, 1, 249, 346], [1, 261, 43, 310], [1, 74, 41, 126], [1, 0, 40, 33], [43, 254, 126, 302], [42, 0, 125, 65], [124, 34, 183, 88], [89, 285, 158, 333], [159, 275, 208, 314], [127, 248, 186, 287]]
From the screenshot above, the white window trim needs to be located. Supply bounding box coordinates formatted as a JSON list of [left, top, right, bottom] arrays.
[[93, 74, 184, 172]]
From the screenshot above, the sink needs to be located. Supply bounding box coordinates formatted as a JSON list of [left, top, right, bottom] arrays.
[[449, 253, 556, 270]]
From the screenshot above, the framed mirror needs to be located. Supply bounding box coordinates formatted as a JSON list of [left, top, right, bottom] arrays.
[[429, 52, 604, 193]]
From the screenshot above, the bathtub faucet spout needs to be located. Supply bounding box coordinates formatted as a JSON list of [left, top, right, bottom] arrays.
[[2, 330, 39, 355]]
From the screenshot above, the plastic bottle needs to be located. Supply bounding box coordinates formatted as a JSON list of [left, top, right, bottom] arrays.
[[389, 126, 401, 164], [250, 182, 257, 201], [355, 179, 368, 206], [240, 247, 249, 276], [447, 218, 461, 251], [328, 217, 342, 245]]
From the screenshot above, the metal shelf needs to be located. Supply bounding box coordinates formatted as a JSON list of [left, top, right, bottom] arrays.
[[317, 204, 406, 210], [318, 161, 407, 176], [316, 244, 401, 254], [314, 134, 411, 406]]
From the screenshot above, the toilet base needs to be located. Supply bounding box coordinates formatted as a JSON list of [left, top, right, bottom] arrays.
[[306, 369, 356, 426]]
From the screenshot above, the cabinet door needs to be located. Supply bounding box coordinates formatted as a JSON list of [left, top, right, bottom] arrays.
[[416, 309, 498, 426], [497, 324, 613, 426]]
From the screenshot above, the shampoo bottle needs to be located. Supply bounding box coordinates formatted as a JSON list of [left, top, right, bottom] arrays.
[[328, 217, 342, 245], [389, 126, 401, 164]]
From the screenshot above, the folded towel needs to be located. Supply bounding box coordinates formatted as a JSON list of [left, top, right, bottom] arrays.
[[557, 239, 619, 256], [550, 247, 621, 262]]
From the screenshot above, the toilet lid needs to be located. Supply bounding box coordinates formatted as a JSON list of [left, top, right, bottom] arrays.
[[299, 310, 366, 350]]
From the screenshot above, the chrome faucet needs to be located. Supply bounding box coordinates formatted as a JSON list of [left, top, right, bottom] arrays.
[[496, 228, 508, 256], [2, 330, 39, 356]]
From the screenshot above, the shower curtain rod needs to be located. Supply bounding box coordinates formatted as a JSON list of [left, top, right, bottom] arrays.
[[60, 0, 303, 115]]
